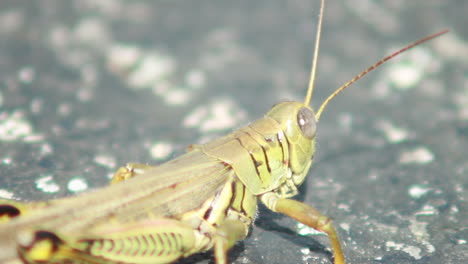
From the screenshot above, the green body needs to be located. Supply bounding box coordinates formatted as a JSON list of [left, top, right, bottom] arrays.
[[0, 102, 341, 264]]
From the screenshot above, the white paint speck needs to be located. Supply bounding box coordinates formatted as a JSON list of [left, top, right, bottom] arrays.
[[422, 240, 436, 253], [48, 25, 71, 49], [164, 88, 190, 105], [57, 103, 72, 116], [300, 247, 312, 262], [403, 245, 422, 260], [0, 111, 43, 142], [150, 142, 174, 160], [0, 111, 30, 141], [39, 143, 53, 155], [408, 184, 432, 199], [108, 44, 202, 108], [0, 10, 24, 34], [450, 204, 459, 214], [386, 241, 402, 250], [77, 87, 94, 102], [340, 223, 350, 232], [23, 134, 45, 143], [183, 106, 208, 128], [434, 32, 468, 61], [387, 46, 437, 90], [415, 204, 439, 216], [107, 44, 141, 70], [0, 189, 15, 199], [385, 241, 422, 260], [237, 256, 250, 264], [35, 174, 60, 193], [74, 18, 110, 48], [387, 63, 422, 89], [185, 69, 206, 88], [337, 203, 351, 212], [94, 154, 116, 169], [296, 223, 325, 236], [399, 147, 434, 164], [183, 98, 247, 133], [30, 98, 43, 114], [377, 120, 409, 143], [18, 67, 35, 83], [67, 177, 88, 193], [409, 217, 430, 240], [127, 53, 175, 89]]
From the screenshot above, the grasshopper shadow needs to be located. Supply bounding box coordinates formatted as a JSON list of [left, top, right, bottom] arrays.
[[252, 186, 335, 263], [175, 243, 245, 264]]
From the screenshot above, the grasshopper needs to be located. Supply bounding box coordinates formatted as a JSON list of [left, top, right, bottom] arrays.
[[0, 0, 448, 263]]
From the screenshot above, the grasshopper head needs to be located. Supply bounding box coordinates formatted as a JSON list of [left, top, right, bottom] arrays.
[[265, 101, 317, 187]]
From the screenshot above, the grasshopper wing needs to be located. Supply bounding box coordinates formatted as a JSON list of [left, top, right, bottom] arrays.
[[107, 148, 234, 221]]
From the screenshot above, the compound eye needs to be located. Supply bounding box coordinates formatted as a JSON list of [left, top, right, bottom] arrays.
[[297, 107, 316, 139]]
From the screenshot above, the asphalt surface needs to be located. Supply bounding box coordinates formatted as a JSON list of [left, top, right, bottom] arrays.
[[0, 1, 466, 263]]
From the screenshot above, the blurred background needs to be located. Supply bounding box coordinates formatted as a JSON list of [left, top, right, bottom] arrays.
[[0, 0, 466, 263]]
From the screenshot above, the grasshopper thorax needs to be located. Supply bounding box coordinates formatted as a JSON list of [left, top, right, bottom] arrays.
[[265, 101, 317, 188]]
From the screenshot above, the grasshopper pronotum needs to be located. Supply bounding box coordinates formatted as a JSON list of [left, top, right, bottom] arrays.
[[0, 0, 448, 263]]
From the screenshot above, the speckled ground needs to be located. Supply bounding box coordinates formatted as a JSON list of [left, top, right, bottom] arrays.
[[0, 1, 466, 263]]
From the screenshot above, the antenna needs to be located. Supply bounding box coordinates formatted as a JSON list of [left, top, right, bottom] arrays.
[[314, 29, 449, 121], [304, 0, 325, 106]]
